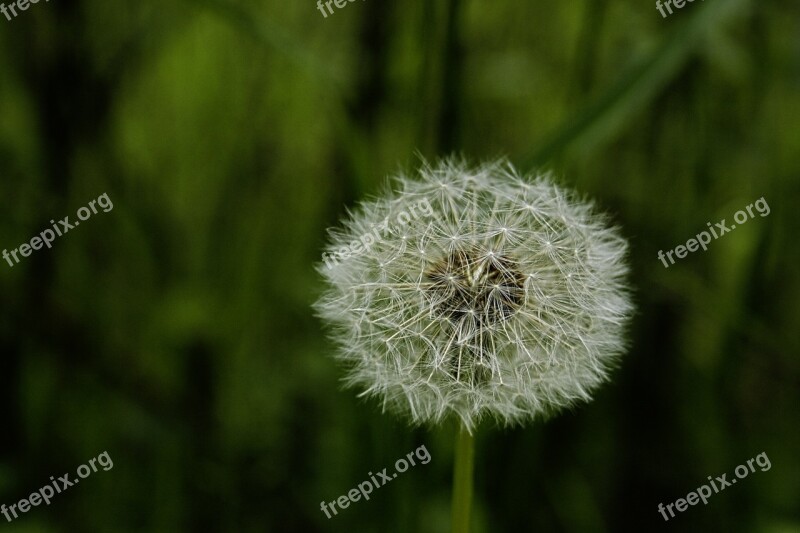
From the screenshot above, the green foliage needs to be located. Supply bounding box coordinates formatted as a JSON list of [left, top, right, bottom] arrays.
[[0, 0, 797, 531]]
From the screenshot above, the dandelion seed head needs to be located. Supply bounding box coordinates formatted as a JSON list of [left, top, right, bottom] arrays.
[[315, 159, 633, 431]]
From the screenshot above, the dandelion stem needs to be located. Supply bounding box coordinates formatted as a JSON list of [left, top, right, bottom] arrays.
[[451, 422, 474, 533]]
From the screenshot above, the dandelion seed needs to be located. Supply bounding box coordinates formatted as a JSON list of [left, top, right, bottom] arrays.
[[315, 159, 633, 432]]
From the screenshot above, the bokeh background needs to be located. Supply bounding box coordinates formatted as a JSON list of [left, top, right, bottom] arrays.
[[1, 0, 798, 531]]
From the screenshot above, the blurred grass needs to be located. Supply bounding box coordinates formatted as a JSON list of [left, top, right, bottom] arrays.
[[524, 0, 750, 166], [0, 0, 798, 532]]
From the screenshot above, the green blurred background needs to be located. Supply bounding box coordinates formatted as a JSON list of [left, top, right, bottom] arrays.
[[1, 0, 798, 531]]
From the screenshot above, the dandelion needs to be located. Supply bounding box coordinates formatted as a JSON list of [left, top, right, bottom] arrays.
[[316, 158, 633, 531]]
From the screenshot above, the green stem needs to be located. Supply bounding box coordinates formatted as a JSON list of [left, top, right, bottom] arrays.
[[451, 422, 475, 533]]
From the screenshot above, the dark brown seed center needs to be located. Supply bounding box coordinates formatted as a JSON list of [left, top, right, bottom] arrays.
[[425, 247, 525, 328]]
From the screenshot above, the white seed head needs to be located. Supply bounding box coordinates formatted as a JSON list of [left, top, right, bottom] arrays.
[[315, 159, 633, 431]]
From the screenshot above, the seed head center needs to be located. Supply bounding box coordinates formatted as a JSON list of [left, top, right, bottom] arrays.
[[426, 248, 525, 327]]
